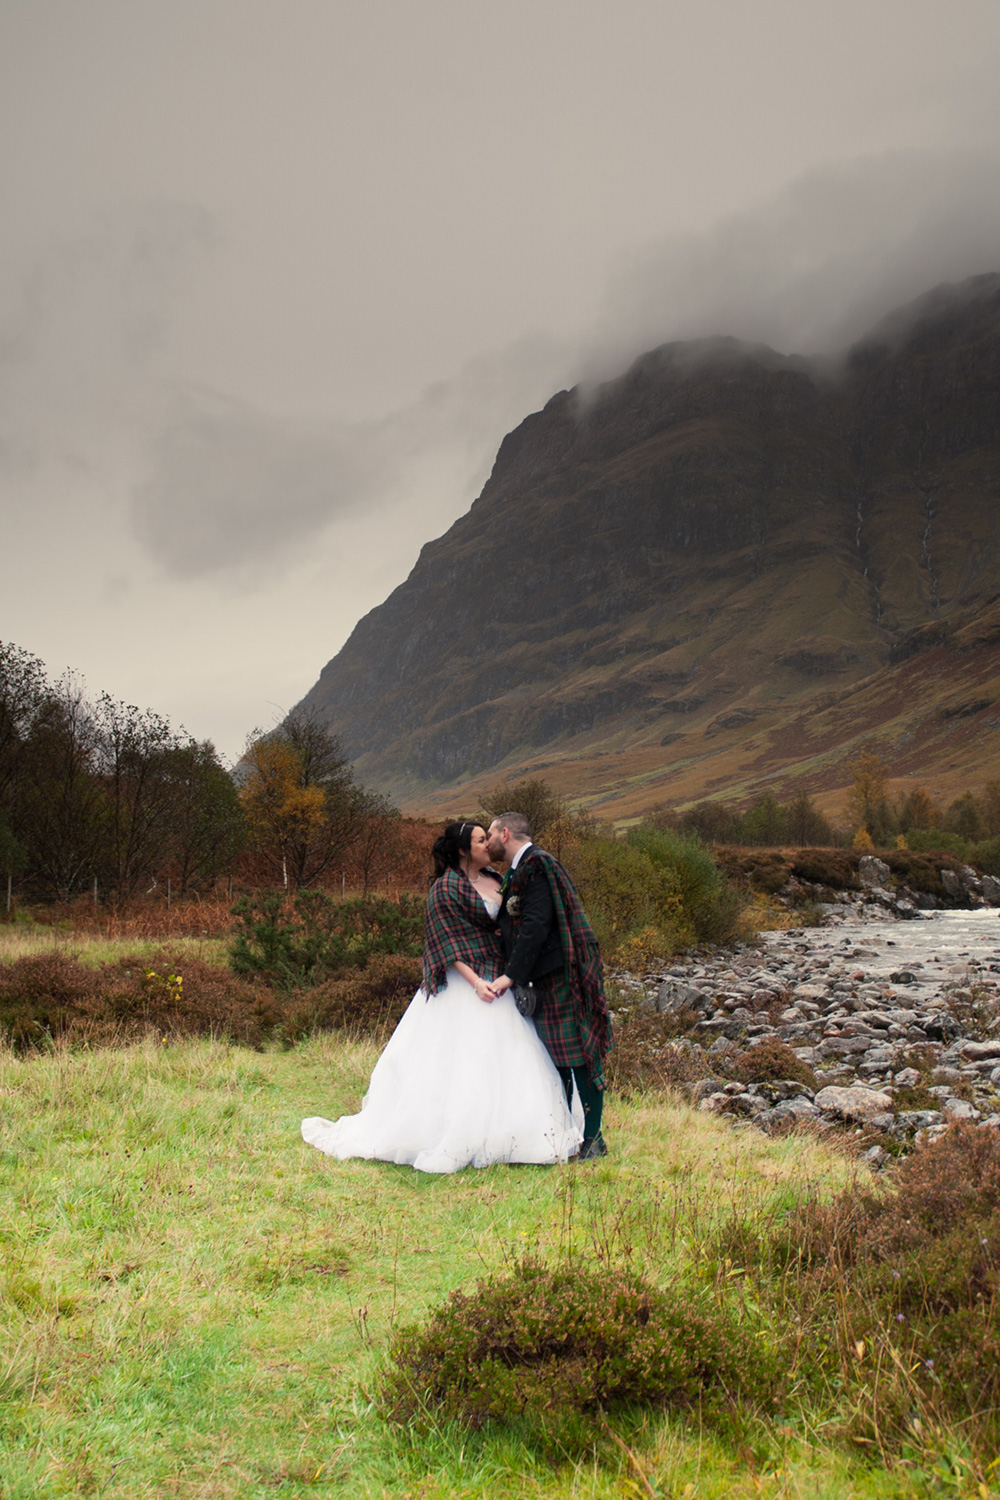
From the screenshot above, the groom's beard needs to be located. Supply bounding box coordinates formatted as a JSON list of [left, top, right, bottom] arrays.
[[486, 839, 507, 865]]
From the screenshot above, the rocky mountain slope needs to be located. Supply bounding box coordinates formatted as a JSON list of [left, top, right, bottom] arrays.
[[298, 274, 1000, 819]]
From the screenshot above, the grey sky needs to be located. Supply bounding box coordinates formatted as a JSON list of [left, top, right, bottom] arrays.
[[2, 0, 999, 761]]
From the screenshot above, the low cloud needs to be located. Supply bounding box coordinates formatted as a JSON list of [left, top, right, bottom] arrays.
[[584, 147, 1000, 378]]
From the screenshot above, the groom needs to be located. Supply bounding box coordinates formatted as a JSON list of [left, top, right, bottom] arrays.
[[487, 811, 612, 1161]]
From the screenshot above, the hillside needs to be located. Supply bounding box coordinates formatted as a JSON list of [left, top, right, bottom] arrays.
[[298, 274, 1000, 820]]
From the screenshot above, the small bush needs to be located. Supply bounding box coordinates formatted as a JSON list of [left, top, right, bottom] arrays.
[[627, 827, 748, 947], [882, 849, 964, 899], [730, 1036, 818, 1090], [903, 827, 969, 858], [969, 837, 1000, 877], [563, 838, 693, 961], [278, 953, 422, 1044], [0, 951, 280, 1050], [713, 849, 792, 894], [230, 889, 424, 987], [380, 1257, 778, 1452]]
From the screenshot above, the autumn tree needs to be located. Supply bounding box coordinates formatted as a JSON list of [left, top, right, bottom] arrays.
[[349, 790, 401, 894], [846, 748, 892, 845], [786, 791, 832, 846], [981, 781, 1000, 839], [0, 640, 47, 815], [240, 709, 381, 888], [946, 791, 982, 841], [896, 785, 938, 832]]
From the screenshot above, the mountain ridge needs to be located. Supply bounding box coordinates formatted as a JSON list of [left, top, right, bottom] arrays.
[[298, 274, 1000, 819]]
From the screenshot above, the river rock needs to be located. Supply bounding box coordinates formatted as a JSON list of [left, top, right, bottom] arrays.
[[943, 1097, 981, 1121], [653, 979, 707, 1014], [813, 1085, 894, 1121], [859, 856, 891, 890]]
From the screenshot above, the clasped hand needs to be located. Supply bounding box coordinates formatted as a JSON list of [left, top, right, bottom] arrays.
[[474, 973, 513, 1003]]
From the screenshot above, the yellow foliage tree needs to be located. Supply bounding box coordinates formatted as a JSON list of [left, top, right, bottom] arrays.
[[846, 748, 891, 845], [239, 711, 375, 888]]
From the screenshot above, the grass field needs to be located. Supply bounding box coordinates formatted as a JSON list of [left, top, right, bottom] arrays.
[[0, 925, 230, 970], [2, 1025, 978, 1499]]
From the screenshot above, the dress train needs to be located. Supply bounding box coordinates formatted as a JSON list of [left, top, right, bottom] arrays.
[[301, 967, 583, 1174]]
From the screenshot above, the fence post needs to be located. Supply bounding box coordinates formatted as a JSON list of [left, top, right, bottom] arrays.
[[167, 876, 171, 908], [93, 876, 98, 909], [5, 874, 10, 916]]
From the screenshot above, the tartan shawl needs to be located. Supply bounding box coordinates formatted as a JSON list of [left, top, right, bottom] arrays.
[[510, 848, 612, 1088], [422, 867, 503, 997]]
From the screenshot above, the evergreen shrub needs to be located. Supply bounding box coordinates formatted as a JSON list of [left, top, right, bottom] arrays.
[[229, 889, 424, 987]]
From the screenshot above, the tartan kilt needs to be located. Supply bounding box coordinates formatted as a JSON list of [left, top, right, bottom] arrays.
[[530, 970, 587, 1070]]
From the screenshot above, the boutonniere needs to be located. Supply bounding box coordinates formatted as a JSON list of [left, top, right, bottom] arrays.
[[506, 894, 521, 918]]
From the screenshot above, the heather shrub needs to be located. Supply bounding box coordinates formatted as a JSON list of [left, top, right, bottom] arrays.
[[788, 849, 859, 889], [730, 1036, 818, 1090], [712, 848, 792, 894], [719, 1124, 1000, 1456], [380, 1257, 778, 1454], [278, 953, 422, 1044], [230, 889, 424, 987], [882, 849, 964, 899], [0, 951, 280, 1049], [0, 947, 422, 1052], [605, 1005, 705, 1096]]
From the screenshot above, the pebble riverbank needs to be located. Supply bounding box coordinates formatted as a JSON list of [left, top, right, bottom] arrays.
[[613, 898, 1000, 1164]]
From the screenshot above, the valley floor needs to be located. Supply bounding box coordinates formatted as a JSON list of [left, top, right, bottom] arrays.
[[0, 1029, 986, 1498]]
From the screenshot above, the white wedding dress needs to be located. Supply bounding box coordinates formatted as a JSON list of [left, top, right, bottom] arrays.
[[301, 899, 583, 1174]]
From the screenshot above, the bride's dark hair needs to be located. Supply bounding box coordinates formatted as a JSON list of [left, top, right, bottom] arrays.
[[431, 820, 484, 880]]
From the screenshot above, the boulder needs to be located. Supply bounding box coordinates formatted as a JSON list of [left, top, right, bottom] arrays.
[[858, 855, 891, 889], [764, 1097, 821, 1127], [983, 874, 1000, 906], [813, 1085, 894, 1121], [652, 979, 707, 1014], [961, 1039, 1000, 1061], [943, 1097, 981, 1121]]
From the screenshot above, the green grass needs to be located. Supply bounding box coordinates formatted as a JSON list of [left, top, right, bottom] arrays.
[[2, 1034, 980, 1498], [0, 927, 230, 969]]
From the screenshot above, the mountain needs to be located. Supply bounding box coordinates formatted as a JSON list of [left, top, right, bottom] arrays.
[[298, 274, 1000, 820]]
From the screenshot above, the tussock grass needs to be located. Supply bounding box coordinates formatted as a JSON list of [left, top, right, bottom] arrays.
[[0, 1035, 977, 1497]]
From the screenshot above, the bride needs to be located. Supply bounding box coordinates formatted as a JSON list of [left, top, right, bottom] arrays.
[[301, 820, 583, 1174]]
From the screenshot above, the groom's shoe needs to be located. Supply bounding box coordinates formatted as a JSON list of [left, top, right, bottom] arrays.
[[575, 1135, 608, 1162]]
